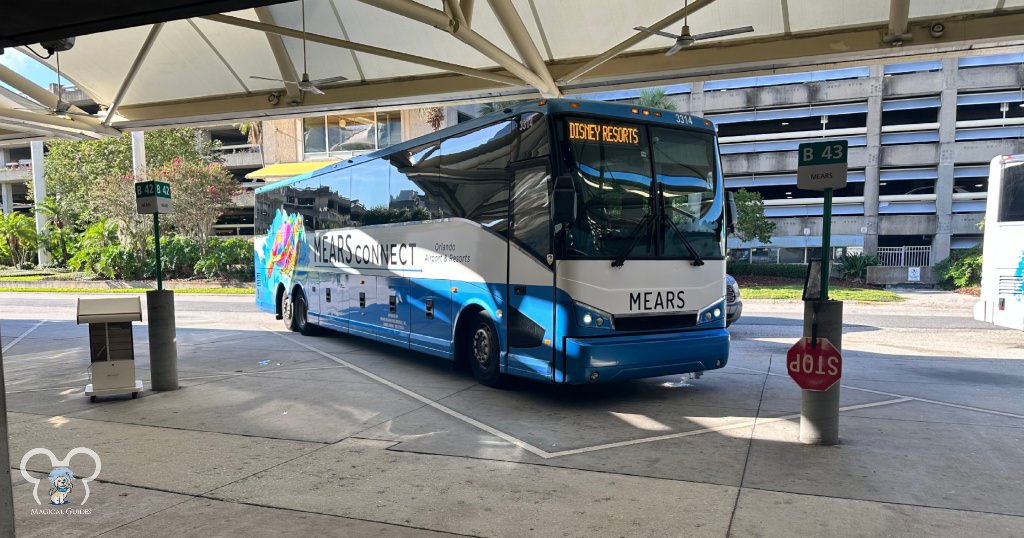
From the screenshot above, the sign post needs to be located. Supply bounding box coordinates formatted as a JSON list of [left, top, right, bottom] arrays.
[[135, 180, 172, 290], [135, 180, 179, 391], [794, 140, 849, 445]]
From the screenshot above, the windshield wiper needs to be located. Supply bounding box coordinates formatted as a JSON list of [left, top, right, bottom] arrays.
[[662, 211, 704, 266], [658, 185, 704, 267], [610, 212, 654, 267]]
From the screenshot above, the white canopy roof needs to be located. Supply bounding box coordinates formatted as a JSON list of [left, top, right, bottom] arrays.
[[3, 0, 1024, 138]]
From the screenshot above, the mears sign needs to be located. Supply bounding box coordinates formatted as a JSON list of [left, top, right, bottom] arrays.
[[797, 140, 848, 191]]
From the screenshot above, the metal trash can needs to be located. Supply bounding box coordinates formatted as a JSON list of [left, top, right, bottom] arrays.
[[76, 297, 144, 402]]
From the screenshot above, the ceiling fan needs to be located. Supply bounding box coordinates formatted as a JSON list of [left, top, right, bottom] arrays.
[[635, 0, 754, 57], [249, 0, 346, 95]]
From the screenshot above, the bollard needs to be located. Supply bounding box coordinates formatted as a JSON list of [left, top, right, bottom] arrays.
[[147, 289, 179, 391], [800, 299, 843, 445]]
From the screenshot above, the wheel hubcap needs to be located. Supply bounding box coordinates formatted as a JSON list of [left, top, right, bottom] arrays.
[[283, 299, 293, 319], [473, 326, 492, 367]]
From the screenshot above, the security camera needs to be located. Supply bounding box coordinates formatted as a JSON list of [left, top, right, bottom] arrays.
[[39, 37, 75, 55], [929, 22, 945, 38]]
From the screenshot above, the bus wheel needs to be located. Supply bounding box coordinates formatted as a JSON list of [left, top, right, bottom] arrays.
[[282, 293, 297, 331], [468, 314, 502, 387], [294, 291, 317, 336]]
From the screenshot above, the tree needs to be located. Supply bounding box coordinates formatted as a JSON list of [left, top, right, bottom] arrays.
[[732, 188, 776, 243], [478, 100, 523, 116], [89, 173, 151, 261], [35, 195, 79, 266], [636, 88, 678, 111], [238, 121, 263, 145], [159, 158, 240, 242], [0, 212, 38, 267], [40, 128, 222, 223]]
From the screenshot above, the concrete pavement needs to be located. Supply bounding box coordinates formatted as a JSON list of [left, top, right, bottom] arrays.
[[2, 291, 1023, 537]]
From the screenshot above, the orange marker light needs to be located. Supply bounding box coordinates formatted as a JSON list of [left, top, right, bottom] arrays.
[[569, 102, 580, 108], [653, 111, 662, 117], [537, 99, 547, 105], [630, 107, 639, 114], [641, 109, 651, 116]]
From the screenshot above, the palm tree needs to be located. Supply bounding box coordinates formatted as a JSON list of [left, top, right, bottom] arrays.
[[478, 99, 524, 116], [0, 212, 38, 267], [636, 88, 678, 111], [35, 195, 77, 265], [238, 121, 263, 145]]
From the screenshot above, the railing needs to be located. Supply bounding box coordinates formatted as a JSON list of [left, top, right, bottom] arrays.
[[214, 144, 263, 168], [877, 246, 932, 267]]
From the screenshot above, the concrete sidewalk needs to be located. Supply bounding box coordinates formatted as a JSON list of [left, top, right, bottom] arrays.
[[2, 293, 1023, 537]]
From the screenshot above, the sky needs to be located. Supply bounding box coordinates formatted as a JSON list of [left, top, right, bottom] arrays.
[[0, 48, 71, 98]]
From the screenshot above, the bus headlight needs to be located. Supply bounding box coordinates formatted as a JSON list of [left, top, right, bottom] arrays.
[[574, 301, 614, 330], [698, 299, 726, 324]]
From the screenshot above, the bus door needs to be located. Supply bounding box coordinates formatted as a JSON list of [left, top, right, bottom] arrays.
[[506, 162, 557, 381]]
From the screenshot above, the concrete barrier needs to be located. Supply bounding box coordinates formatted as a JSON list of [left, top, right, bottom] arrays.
[[867, 266, 937, 286]]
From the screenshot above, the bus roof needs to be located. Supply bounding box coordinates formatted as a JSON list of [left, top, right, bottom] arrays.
[[256, 98, 716, 194]]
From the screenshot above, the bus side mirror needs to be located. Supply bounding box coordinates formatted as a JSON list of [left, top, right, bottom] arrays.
[[726, 191, 738, 235], [552, 175, 577, 224]]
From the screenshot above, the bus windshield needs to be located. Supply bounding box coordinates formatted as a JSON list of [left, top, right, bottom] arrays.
[[563, 119, 723, 261]]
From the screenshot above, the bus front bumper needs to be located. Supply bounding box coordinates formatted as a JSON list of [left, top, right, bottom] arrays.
[[563, 328, 729, 384]]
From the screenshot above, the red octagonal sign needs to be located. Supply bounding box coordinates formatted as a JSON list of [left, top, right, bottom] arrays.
[[786, 337, 842, 391]]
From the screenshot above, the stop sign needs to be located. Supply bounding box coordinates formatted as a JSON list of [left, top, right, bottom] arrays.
[[786, 337, 842, 391]]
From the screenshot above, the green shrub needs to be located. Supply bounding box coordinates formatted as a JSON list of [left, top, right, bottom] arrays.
[[155, 235, 203, 279], [934, 246, 982, 289], [195, 238, 254, 280], [726, 262, 808, 279], [838, 253, 878, 282]]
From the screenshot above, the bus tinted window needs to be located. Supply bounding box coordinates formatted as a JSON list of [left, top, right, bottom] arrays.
[[1000, 163, 1024, 222], [387, 143, 440, 222], [282, 181, 320, 229], [512, 166, 551, 260], [516, 112, 549, 161], [319, 171, 351, 230], [439, 121, 515, 233], [351, 159, 391, 226], [255, 187, 285, 232]]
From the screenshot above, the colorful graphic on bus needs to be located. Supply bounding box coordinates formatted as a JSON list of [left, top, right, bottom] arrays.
[[258, 209, 304, 300]]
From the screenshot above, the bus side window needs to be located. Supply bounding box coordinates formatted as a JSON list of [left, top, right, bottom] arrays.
[[387, 142, 442, 221], [319, 171, 351, 229], [1000, 164, 1024, 222], [439, 121, 516, 234], [516, 112, 549, 161], [351, 158, 392, 226]]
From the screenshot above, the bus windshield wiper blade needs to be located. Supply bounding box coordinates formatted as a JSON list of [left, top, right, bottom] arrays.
[[610, 212, 653, 267], [663, 213, 705, 267]]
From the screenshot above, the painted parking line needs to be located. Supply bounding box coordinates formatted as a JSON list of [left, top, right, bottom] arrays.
[[730, 365, 1024, 421], [271, 330, 912, 459], [1, 320, 46, 354]]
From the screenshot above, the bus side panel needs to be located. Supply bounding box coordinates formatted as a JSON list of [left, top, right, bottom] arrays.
[[318, 271, 349, 333], [348, 275, 377, 340], [377, 276, 411, 347], [408, 277, 454, 358]]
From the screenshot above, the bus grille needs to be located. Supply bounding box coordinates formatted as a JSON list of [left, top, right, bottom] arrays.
[[613, 313, 698, 332], [999, 275, 1024, 296]]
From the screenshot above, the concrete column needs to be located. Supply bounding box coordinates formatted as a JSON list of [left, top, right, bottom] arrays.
[[131, 131, 146, 177], [0, 184, 12, 216], [30, 141, 50, 266], [862, 65, 884, 256], [688, 81, 705, 117], [933, 58, 958, 264]]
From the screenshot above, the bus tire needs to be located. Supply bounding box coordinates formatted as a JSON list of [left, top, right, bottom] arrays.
[[282, 291, 297, 331], [293, 290, 317, 336], [468, 313, 502, 387]]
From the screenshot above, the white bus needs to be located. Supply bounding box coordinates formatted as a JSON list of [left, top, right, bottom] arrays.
[[254, 99, 734, 385], [974, 155, 1024, 330]]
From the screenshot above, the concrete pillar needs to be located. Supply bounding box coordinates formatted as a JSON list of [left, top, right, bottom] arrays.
[[689, 81, 705, 118], [0, 184, 12, 216], [131, 131, 146, 178], [933, 58, 958, 264], [30, 141, 50, 266], [862, 65, 884, 256]]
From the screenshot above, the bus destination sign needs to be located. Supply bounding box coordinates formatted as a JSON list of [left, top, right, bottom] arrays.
[[568, 121, 640, 145]]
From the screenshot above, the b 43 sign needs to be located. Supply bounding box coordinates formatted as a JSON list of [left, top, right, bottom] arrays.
[[797, 140, 848, 191], [786, 337, 842, 391]]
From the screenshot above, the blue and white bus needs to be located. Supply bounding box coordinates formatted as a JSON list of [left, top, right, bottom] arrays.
[[254, 99, 733, 385], [974, 155, 1024, 330]]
